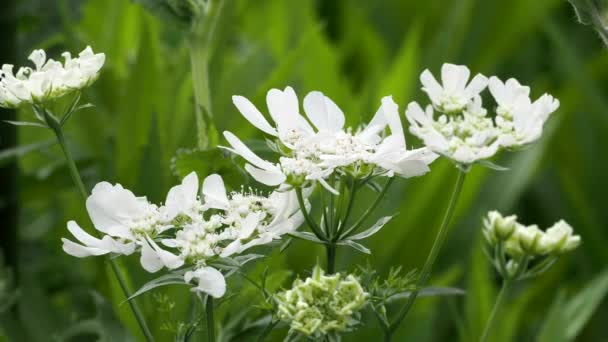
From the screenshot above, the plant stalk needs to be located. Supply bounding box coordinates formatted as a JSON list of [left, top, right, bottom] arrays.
[[45, 111, 154, 342], [480, 280, 511, 342], [326, 243, 336, 274], [387, 170, 466, 338], [206, 296, 215, 342], [188, 0, 225, 149]]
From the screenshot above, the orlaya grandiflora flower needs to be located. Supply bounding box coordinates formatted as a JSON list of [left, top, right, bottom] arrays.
[[62, 172, 303, 298], [0, 46, 105, 108], [406, 63, 559, 167], [488, 77, 559, 148], [222, 87, 437, 193]]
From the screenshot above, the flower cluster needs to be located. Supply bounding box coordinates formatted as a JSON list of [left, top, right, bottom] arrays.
[[406, 63, 559, 165], [222, 87, 437, 193], [0, 47, 105, 108], [483, 211, 580, 280], [275, 265, 368, 338], [62, 172, 303, 298]]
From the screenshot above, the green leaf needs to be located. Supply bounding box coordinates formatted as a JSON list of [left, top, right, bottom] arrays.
[[537, 268, 608, 342], [171, 147, 247, 189], [3, 120, 47, 128], [337, 240, 371, 254], [0, 140, 55, 166], [387, 286, 466, 302], [347, 215, 395, 241], [288, 231, 325, 244], [126, 273, 187, 302], [477, 160, 510, 171]]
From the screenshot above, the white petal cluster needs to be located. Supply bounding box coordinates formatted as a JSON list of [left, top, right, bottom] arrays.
[[62, 172, 303, 298], [0, 46, 105, 108], [222, 87, 437, 192], [406, 63, 559, 165]]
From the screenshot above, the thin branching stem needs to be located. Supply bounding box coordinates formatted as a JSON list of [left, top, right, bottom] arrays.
[[206, 296, 215, 342], [480, 279, 511, 342], [44, 109, 154, 342], [295, 187, 325, 241], [386, 170, 466, 339], [339, 177, 393, 239]]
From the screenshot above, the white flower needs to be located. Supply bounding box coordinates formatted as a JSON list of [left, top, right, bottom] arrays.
[[489, 77, 559, 148], [224, 87, 437, 190], [407, 65, 559, 166], [420, 63, 488, 113], [61, 221, 135, 257], [139, 236, 184, 273], [405, 100, 500, 164], [184, 266, 226, 298], [538, 220, 581, 254], [61, 181, 165, 259], [161, 171, 201, 222], [0, 46, 105, 108]]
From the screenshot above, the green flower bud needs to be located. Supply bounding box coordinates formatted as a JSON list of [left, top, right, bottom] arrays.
[[275, 266, 368, 337], [516, 224, 543, 254], [489, 211, 517, 240]]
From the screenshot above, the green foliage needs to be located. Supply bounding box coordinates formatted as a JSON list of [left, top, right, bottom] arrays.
[[2, 0, 608, 341]]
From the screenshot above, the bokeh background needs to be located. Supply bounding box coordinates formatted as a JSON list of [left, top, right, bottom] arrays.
[[1, 0, 607, 341]]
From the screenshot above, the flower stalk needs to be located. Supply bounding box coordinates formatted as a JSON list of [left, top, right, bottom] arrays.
[[386, 169, 466, 339], [42, 108, 155, 342], [188, 0, 225, 149], [206, 296, 215, 342], [480, 279, 512, 342]]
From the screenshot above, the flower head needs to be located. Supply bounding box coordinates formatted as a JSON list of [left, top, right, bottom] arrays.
[[62, 172, 303, 298], [482, 210, 581, 280], [223, 87, 437, 192], [275, 265, 368, 337], [406, 64, 559, 166], [0, 46, 105, 108]]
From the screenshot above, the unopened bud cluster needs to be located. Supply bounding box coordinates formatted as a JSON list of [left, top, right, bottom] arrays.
[[275, 265, 368, 338], [483, 211, 580, 280]]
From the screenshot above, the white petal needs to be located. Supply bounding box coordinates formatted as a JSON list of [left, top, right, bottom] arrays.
[[86, 182, 142, 236], [28, 49, 46, 70], [163, 172, 199, 221], [464, 73, 488, 97], [244, 163, 286, 186], [441, 63, 469, 93], [202, 174, 229, 210], [420, 69, 443, 103], [188, 267, 226, 298], [239, 212, 262, 239], [380, 96, 404, 143], [67, 220, 102, 247], [303, 91, 345, 132], [61, 238, 108, 257], [222, 131, 277, 171], [139, 239, 164, 273], [232, 95, 278, 136]]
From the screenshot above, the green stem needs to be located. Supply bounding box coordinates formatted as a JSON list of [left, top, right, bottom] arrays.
[[336, 179, 357, 236], [388, 170, 466, 336], [326, 243, 336, 274], [480, 280, 511, 342], [206, 296, 215, 342], [256, 320, 277, 342], [188, 0, 225, 149], [45, 110, 154, 342], [339, 177, 393, 239], [295, 187, 326, 241]]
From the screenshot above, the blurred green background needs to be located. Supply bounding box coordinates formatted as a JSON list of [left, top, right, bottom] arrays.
[[1, 0, 607, 341]]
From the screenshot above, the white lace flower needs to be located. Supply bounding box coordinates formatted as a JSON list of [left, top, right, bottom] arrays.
[[489, 77, 559, 148], [406, 99, 500, 164], [420, 63, 488, 113], [224, 87, 437, 191], [407, 65, 559, 166], [0, 46, 105, 108]]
